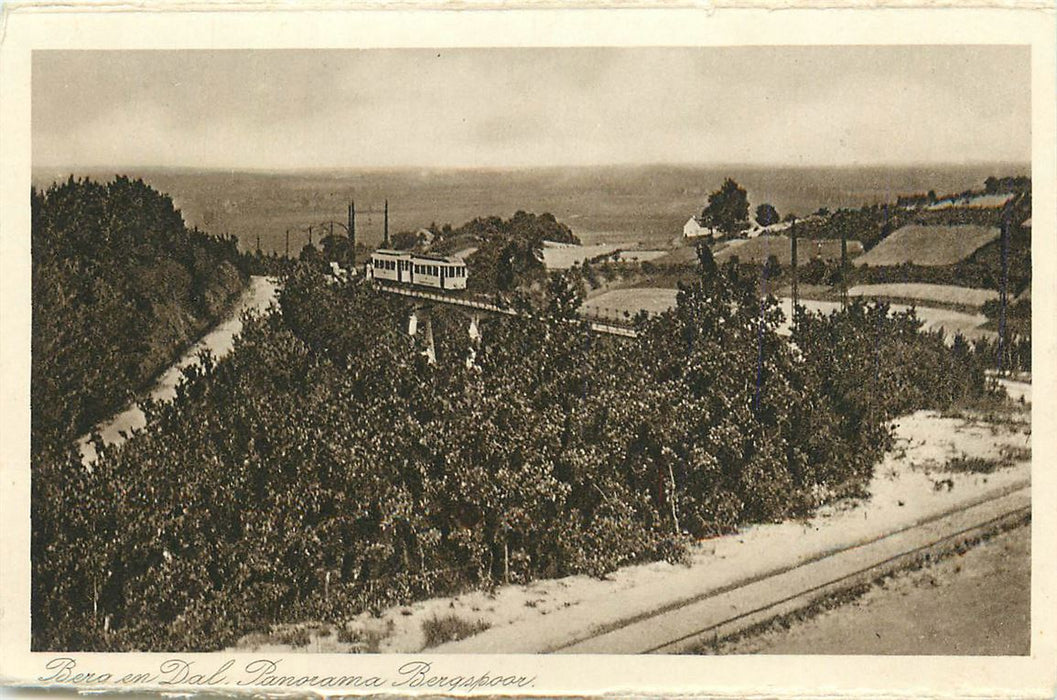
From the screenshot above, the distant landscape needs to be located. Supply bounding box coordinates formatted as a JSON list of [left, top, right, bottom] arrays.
[[31, 163, 1028, 254]]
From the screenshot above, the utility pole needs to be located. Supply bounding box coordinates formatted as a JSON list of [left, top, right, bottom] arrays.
[[840, 234, 848, 310], [308, 225, 313, 247], [285, 229, 290, 258], [383, 199, 390, 248], [348, 201, 356, 263], [790, 216, 799, 313], [999, 210, 1010, 375], [256, 234, 261, 255]]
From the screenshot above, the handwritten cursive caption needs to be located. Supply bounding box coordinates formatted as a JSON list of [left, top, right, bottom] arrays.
[[37, 657, 537, 692]]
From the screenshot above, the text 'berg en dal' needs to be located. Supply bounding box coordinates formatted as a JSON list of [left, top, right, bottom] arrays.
[[37, 656, 537, 691]]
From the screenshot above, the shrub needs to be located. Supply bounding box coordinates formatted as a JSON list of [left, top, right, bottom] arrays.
[[421, 614, 491, 648], [32, 253, 989, 651]]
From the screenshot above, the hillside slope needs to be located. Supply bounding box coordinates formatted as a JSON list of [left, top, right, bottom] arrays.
[[31, 175, 249, 451]]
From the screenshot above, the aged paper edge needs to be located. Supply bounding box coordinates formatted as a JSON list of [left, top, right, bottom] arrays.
[[1, 5, 1055, 699]]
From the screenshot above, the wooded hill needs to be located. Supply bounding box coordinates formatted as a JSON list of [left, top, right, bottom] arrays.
[[32, 175, 249, 452]]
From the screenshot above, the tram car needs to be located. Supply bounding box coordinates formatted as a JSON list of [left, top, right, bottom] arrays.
[[368, 249, 468, 291]]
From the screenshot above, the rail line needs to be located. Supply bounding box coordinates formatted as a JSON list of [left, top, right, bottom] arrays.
[[376, 284, 640, 338], [555, 482, 1031, 654], [643, 502, 1030, 654], [434, 480, 1031, 654]]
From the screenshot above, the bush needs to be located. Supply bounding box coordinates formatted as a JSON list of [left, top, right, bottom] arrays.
[[32, 253, 988, 651], [421, 614, 491, 647]]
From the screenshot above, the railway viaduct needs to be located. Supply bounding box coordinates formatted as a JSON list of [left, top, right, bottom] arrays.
[[374, 284, 639, 364]]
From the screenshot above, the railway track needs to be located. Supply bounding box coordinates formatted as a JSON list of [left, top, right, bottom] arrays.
[[376, 284, 640, 338], [436, 482, 1030, 654]]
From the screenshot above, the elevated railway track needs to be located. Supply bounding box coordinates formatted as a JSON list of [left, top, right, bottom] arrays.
[[376, 284, 640, 338]]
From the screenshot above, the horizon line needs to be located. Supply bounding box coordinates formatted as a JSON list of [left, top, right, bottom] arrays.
[[31, 159, 1032, 177]]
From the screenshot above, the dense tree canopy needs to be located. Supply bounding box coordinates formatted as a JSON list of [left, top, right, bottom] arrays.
[[755, 203, 780, 227], [428, 211, 579, 294], [31, 176, 248, 451], [701, 178, 750, 235], [32, 246, 989, 651]]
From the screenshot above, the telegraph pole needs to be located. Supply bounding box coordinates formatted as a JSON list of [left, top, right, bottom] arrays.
[[790, 216, 799, 312], [383, 199, 390, 247], [840, 234, 849, 310], [999, 210, 1010, 375], [285, 229, 290, 258], [256, 234, 261, 255], [348, 201, 356, 263]]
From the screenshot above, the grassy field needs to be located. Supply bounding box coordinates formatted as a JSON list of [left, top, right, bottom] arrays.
[[541, 242, 622, 269], [583, 285, 993, 341], [581, 288, 679, 318], [926, 193, 1013, 210], [855, 225, 999, 267], [848, 283, 999, 309], [714, 236, 863, 266]]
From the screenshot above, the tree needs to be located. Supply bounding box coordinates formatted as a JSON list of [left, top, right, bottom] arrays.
[[696, 243, 717, 276], [544, 270, 585, 320], [389, 230, 419, 250], [701, 179, 749, 236], [755, 203, 780, 227], [320, 233, 349, 263], [763, 254, 782, 280], [299, 243, 321, 264]]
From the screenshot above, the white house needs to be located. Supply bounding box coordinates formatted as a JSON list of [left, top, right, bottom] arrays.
[[683, 216, 713, 239]]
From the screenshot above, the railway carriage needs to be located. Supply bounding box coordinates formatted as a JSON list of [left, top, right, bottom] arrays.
[[368, 249, 468, 291]]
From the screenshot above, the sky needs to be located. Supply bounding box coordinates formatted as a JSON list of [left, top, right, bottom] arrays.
[[33, 46, 1031, 170]]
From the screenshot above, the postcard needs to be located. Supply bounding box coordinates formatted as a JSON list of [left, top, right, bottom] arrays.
[[1, 4, 1054, 698]]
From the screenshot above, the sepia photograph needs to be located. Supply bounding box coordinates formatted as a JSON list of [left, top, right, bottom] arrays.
[[2, 6, 1055, 698]]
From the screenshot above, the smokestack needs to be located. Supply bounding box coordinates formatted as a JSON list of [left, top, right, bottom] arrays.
[[349, 201, 356, 261], [790, 216, 799, 314], [840, 234, 848, 310], [383, 199, 390, 247]]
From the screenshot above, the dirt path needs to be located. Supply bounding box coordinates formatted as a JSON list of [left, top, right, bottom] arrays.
[[77, 276, 278, 463], [710, 522, 1030, 655]]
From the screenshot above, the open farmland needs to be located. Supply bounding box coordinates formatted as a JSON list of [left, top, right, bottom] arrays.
[[582, 287, 679, 318], [855, 225, 999, 267], [926, 193, 1013, 210], [614, 250, 669, 263], [776, 298, 991, 342], [542, 241, 622, 269], [32, 164, 1022, 256], [582, 289, 992, 342], [849, 283, 999, 309], [714, 236, 863, 266]]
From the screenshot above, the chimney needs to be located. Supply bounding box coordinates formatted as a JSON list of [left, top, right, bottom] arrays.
[[383, 199, 390, 247], [348, 201, 355, 261]]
